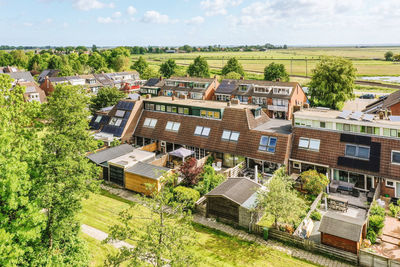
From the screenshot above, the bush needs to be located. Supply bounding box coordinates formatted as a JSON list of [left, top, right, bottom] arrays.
[[367, 229, 377, 244], [310, 210, 321, 221], [369, 215, 385, 236], [389, 203, 400, 217], [194, 165, 225, 196], [205, 155, 214, 166], [300, 170, 329, 196], [173, 186, 200, 210], [370, 201, 386, 217]]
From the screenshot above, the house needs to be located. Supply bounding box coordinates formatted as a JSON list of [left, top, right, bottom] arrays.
[[17, 81, 47, 103], [80, 74, 103, 94], [319, 211, 367, 254], [40, 76, 69, 95], [103, 71, 140, 91], [140, 77, 165, 96], [132, 96, 292, 175], [6, 71, 35, 83], [37, 69, 60, 84], [290, 108, 400, 198], [0, 66, 19, 73], [87, 144, 169, 195], [363, 90, 400, 116], [205, 177, 263, 228], [90, 99, 143, 144], [214, 79, 307, 120], [159, 76, 219, 100]]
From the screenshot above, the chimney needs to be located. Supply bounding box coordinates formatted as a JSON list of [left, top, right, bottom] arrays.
[[159, 76, 163, 81], [46, 76, 49, 88]]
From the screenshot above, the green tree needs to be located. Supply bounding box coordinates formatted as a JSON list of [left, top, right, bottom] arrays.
[[27, 54, 45, 71], [195, 165, 225, 196], [90, 86, 126, 113], [0, 51, 14, 66], [221, 57, 245, 76], [223, 71, 241, 80], [105, 175, 197, 266], [0, 74, 45, 266], [264, 62, 289, 82], [141, 66, 159, 80], [131, 56, 149, 75], [48, 55, 63, 70], [112, 55, 131, 72], [308, 57, 356, 110], [10, 50, 29, 69], [36, 84, 100, 265], [256, 167, 306, 229], [187, 56, 210, 78], [384, 51, 393, 61], [159, 59, 177, 78], [78, 53, 89, 65], [88, 52, 107, 71], [300, 170, 329, 196]]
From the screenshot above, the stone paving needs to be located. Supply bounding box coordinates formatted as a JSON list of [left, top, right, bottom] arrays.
[[81, 224, 133, 249], [101, 185, 353, 267]]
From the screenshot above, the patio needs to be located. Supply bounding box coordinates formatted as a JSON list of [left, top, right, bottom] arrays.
[[328, 191, 369, 209], [371, 216, 400, 260]]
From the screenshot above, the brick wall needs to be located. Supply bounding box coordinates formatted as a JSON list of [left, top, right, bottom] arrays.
[[288, 84, 308, 120], [321, 232, 359, 254], [390, 102, 400, 116]]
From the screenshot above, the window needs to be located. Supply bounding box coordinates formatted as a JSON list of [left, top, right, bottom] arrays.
[[178, 107, 184, 114], [392, 151, 400, 164], [214, 112, 220, 119], [345, 144, 370, 160], [320, 121, 326, 128], [143, 118, 157, 128], [166, 106, 172, 112], [239, 84, 249, 92], [293, 162, 301, 169], [165, 121, 181, 132], [386, 180, 395, 188], [298, 137, 320, 151], [94, 115, 102, 123], [201, 110, 207, 117], [194, 126, 210, 137], [145, 103, 154, 110], [221, 130, 240, 142], [258, 136, 278, 153], [384, 128, 400, 137], [184, 108, 189, 115], [115, 110, 125, 117], [109, 117, 122, 126]]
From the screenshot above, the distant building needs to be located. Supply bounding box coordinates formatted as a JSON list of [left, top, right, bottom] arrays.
[[159, 76, 219, 100], [364, 90, 400, 116]]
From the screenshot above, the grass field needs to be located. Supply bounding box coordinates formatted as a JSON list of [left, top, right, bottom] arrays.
[[80, 190, 317, 267], [133, 47, 400, 77]]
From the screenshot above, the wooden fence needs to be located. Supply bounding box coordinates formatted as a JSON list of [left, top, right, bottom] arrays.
[[223, 161, 245, 177], [294, 192, 323, 236], [359, 249, 400, 267]]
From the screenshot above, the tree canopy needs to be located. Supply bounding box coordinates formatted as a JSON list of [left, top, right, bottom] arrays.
[[300, 170, 329, 196], [187, 56, 210, 78], [264, 62, 289, 82], [159, 59, 177, 78], [221, 57, 245, 76], [308, 57, 356, 110], [90, 86, 126, 113], [131, 56, 149, 75], [384, 51, 393, 61]]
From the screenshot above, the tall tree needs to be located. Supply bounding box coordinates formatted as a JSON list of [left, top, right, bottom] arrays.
[[131, 56, 149, 75], [187, 56, 210, 78], [159, 59, 177, 78], [308, 57, 356, 110], [10, 50, 29, 69], [256, 167, 306, 229], [221, 57, 245, 76], [384, 51, 394, 61], [0, 74, 45, 266], [88, 52, 107, 71], [105, 174, 197, 266], [36, 84, 100, 265], [89, 86, 126, 113], [264, 62, 289, 82], [179, 158, 203, 187], [48, 55, 63, 70], [112, 55, 131, 72], [140, 66, 159, 80]]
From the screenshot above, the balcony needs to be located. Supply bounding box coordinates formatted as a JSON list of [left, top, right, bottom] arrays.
[[267, 105, 288, 112]]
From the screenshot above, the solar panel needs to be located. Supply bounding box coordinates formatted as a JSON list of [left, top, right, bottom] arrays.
[[338, 110, 352, 119], [389, 116, 400, 122], [350, 111, 363, 120], [363, 114, 374, 122], [123, 111, 131, 119], [216, 80, 237, 94]]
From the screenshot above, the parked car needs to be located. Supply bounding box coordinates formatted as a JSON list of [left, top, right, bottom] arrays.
[[359, 94, 375, 99]]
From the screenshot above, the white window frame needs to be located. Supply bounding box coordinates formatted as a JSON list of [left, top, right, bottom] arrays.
[[386, 179, 395, 188], [293, 162, 301, 169], [194, 126, 210, 137], [221, 130, 240, 142], [391, 150, 400, 165], [143, 118, 157, 128], [258, 136, 277, 153], [165, 121, 181, 132], [345, 144, 370, 160], [298, 137, 320, 151], [94, 115, 102, 123], [115, 110, 125, 117]]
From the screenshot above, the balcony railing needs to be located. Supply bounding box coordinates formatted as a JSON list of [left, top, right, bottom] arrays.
[[267, 105, 288, 112]]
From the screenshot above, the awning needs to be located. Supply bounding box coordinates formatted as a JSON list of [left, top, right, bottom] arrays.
[[168, 147, 194, 159]]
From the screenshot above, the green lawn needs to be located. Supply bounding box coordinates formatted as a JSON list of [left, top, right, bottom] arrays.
[[80, 190, 317, 267]]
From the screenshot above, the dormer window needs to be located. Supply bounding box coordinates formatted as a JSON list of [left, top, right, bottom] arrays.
[[94, 115, 102, 123], [254, 86, 270, 94], [221, 130, 240, 142], [273, 87, 291, 95], [238, 84, 249, 92]]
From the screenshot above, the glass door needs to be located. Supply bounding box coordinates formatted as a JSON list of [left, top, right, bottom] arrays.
[[366, 176, 374, 190], [396, 182, 400, 198]]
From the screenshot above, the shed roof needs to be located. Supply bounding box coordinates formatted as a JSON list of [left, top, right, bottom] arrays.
[[318, 211, 366, 242], [206, 178, 261, 206], [87, 144, 133, 164], [125, 162, 169, 180]]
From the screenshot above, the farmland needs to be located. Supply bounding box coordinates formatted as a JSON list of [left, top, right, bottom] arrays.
[[133, 47, 400, 77]]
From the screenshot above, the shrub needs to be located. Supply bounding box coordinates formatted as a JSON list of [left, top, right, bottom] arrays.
[[367, 229, 377, 244], [194, 165, 225, 196], [369, 215, 385, 236], [205, 155, 214, 166], [370, 201, 386, 217], [310, 210, 321, 221], [173, 186, 200, 210], [300, 170, 329, 196], [389, 203, 400, 217], [179, 158, 203, 187]]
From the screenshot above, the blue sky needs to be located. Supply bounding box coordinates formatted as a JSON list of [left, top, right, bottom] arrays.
[[1, 0, 399, 46]]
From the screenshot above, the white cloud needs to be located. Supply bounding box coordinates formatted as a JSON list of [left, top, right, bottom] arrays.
[[127, 6, 137, 15], [141, 10, 174, 24], [63, 22, 69, 28], [97, 16, 113, 23], [23, 22, 33, 27], [112, 11, 121, 18], [44, 18, 53, 24], [200, 0, 242, 16], [73, 0, 114, 11], [185, 16, 205, 25]]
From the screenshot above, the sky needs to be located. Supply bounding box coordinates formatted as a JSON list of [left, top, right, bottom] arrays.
[[0, 0, 400, 47]]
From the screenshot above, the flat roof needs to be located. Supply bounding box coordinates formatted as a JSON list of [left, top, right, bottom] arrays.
[[254, 119, 292, 134], [108, 149, 155, 168], [125, 161, 169, 180], [144, 96, 260, 110], [87, 144, 133, 165], [294, 108, 400, 127]]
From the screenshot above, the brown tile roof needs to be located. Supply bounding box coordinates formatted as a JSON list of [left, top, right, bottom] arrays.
[[382, 90, 400, 109]]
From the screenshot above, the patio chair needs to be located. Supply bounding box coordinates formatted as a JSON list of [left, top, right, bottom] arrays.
[[329, 180, 339, 193], [216, 162, 222, 169], [352, 188, 360, 198]]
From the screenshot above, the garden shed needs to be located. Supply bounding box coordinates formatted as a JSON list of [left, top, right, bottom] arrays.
[[319, 211, 367, 254], [205, 177, 263, 228]]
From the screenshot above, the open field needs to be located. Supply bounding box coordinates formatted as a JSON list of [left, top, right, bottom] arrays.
[[80, 190, 317, 267], [134, 47, 400, 77]]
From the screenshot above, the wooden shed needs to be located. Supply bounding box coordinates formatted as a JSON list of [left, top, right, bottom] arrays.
[[319, 211, 367, 254], [205, 178, 263, 228], [125, 162, 169, 196]]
